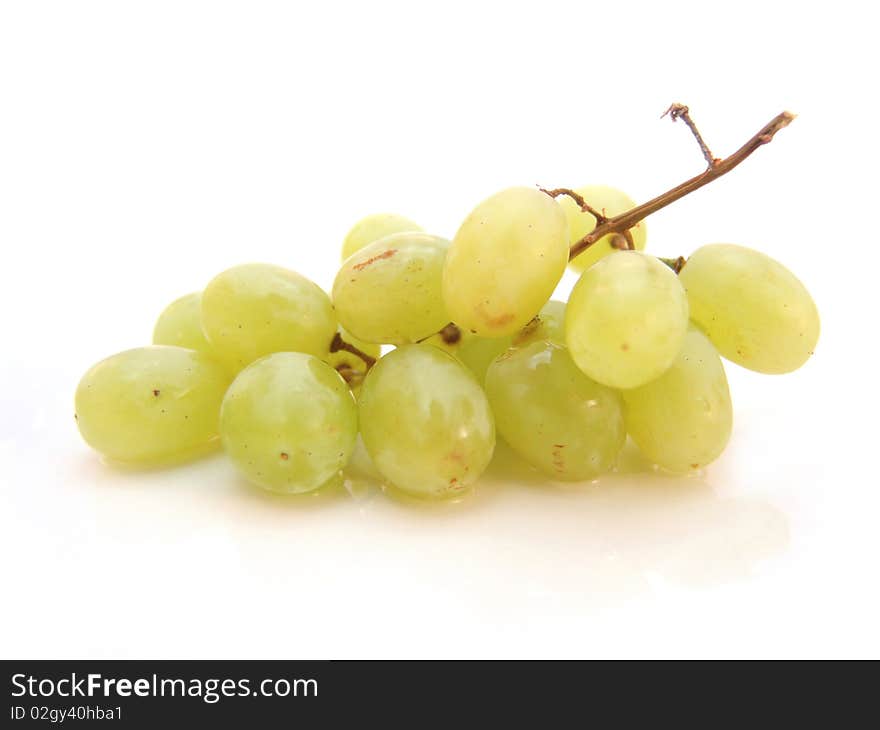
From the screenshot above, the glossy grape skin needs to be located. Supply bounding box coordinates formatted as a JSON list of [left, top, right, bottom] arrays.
[[442, 187, 569, 337], [358, 345, 495, 498], [486, 341, 626, 481], [75, 346, 231, 464], [566, 251, 689, 389], [558, 185, 647, 273], [220, 353, 357, 494], [341, 214, 422, 260], [422, 328, 512, 384], [622, 326, 733, 473], [512, 299, 566, 348], [201, 263, 337, 373], [333, 232, 450, 345], [679, 244, 820, 374], [152, 292, 214, 356]]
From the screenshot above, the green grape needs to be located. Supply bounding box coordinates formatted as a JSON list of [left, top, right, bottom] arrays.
[[512, 299, 566, 348], [679, 243, 820, 374], [485, 341, 626, 481], [341, 213, 422, 260], [442, 187, 569, 337], [75, 346, 231, 464], [622, 326, 732, 473], [358, 345, 495, 498], [456, 334, 513, 383], [220, 352, 358, 494], [332, 232, 450, 345], [558, 185, 647, 273], [152, 291, 214, 355], [422, 326, 512, 383], [566, 251, 689, 389], [201, 263, 337, 373]]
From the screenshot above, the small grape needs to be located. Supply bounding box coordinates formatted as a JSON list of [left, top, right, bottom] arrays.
[[485, 341, 626, 481], [566, 250, 689, 389], [152, 291, 214, 356], [75, 346, 231, 464], [679, 243, 820, 373], [358, 345, 495, 498], [332, 232, 450, 345], [622, 326, 733, 473], [341, 213, 422, 260], [442, 187, 569, 337], [201, 263, 337, 373], [422, 327, 512, 384], [558, 185, 647, 273], [220, 352, 357, 494]]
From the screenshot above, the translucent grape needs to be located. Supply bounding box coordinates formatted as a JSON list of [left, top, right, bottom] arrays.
[[358, 345, 495, 498], [566, 251, 689, 389], [75, 346, 231, 464], [442, 187, 568, 337], [679, 243, 820, 373], [558, 185, 647, 273], [422, 327, 512, 383], [332, 232, 450, 345], [485, 341, 626, 481], [341, 213, 422, 261], [622, 326, 732, 473], [152, 291, 214, 356], [512, 299, 566, 348], [201, 263, 337, 372], [220, 352, 358, 494]]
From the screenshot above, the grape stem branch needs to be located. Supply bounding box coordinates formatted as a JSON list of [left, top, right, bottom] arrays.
[[330, 332, 377, 369], [567, 106, 795, 261]]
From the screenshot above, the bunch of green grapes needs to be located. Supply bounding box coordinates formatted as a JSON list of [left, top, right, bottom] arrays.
[[75, 177, 820, 500]]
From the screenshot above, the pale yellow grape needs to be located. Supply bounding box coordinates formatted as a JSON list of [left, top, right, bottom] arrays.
[[485, 341, 626, 481], [332, 232, 450, 345], [512, 299, 566, 347], [75, 346, 231, 464], [201, 263, 337, 372], [679, 244, 820, 374], [559, 185, 646, 273], [443, 187, 568, 337], [622, 326, 732, 473], [566, 251, 689, 389], [220, 352, 357, 494], [341, 213, 422, 260], [152, 292, 214, 356], [358, 345, 495, 498]]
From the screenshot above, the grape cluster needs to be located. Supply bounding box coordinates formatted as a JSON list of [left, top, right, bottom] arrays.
[[75, 185, 820, 499]]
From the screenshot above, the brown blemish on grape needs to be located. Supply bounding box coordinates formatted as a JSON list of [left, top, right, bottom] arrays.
[[620, 343, 629, 351], [476, 302, 515, 329], [152, 389, 161, 397], [280, 452, 289, 461], [552, 444, 566, 472], [353, 248, 397, 271]]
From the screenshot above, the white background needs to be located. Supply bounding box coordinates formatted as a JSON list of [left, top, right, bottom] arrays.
[[1, 0, 877, 659]]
